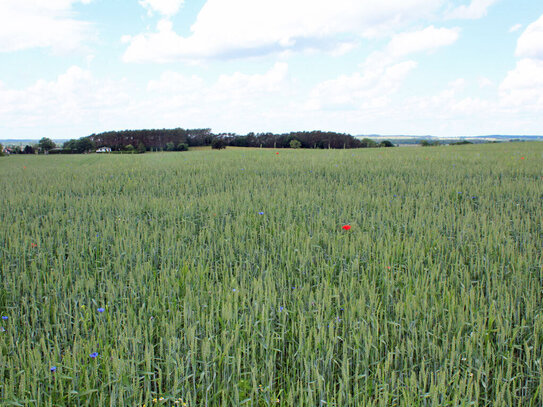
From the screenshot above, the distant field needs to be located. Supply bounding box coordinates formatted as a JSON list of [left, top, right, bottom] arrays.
[[1, 143, 542, 406]]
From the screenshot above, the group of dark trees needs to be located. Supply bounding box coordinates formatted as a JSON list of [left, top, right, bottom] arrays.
[[218, 131, 393, 149], [88, 128, 393, 151], [1, 128, 394, 156], [90, 128, 213, 151]]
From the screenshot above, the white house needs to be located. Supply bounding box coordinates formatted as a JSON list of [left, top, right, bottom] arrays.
[[96, 147, 112, 153]]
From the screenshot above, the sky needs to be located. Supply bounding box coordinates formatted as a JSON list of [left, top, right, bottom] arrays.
[[1, 0, 543, 140]]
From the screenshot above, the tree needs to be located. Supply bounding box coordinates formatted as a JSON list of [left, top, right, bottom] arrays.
[[137, 142, 147, 153], [211, 138, 226, 150], [177, 143, 189, 151], [0, 143, 4, 157], [38, 137, 56, 153], [165, 142, 176, 151], [379, 140, 394, 148], [124, 144, 135, 153], [290, 139, 302, 149], [23, 145, 35, 154], [75, 138, 95, 153], [420, 140, 440, 147]]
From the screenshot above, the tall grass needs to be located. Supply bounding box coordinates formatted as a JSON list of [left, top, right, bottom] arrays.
[[0, 143, 542, 406]]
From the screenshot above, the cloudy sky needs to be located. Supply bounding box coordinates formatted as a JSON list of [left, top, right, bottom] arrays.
[[1, 0, 542, 140]]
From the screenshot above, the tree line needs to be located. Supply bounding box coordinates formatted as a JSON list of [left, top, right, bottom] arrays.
[[1, 128, 394, 155], [87, 128, 392, 150]]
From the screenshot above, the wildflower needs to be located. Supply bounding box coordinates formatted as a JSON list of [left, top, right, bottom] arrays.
[[0, 327, 5, 332], [1, 316, 7, 320], [276, 152, 279, 155], [232, 288, 236, 292], [279, 306, 284, 312], [90, 352, 98, 358], [50, 366, 57, 372], [97, 308, 105, 313], [342, 225, 351, 231], [159, 397, 165, 401], [521, 157, 525, 160], [258, 211, 264, 215]]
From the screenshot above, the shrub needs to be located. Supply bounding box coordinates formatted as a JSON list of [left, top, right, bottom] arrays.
[[177, 143, 189, 151], [211, 138, 226, 150], [290, 139, 302, 149], [23, 145, 35, 154], [420, 140, 440, 147], [124, 144, 135, 153], [137, 143, 147, 154], [166, 142, 176, 151]]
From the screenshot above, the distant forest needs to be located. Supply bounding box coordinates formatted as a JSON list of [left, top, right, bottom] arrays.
[[1, 128, 394, 155], [89, 128, 391, 150]]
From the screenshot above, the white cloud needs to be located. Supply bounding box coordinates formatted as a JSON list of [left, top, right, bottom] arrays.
[[0, 66, 129, 134], [515, 14, 543, 60], [0, 0, 93, 53], [499, 59, 543, 110], [478, 77, 494, 88], [139, 0, 184, 17], [386, 26, 459, 57], [509, 24, 522, 33], [147, 71, 204, 93], [446, 0, 497, 20], [306, 60, 417, 111], [123, 0, 444, 62]]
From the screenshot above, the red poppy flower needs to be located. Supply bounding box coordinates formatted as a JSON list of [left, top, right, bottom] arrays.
[[31, 243, 37, 248], [276, 152, 279, 155], [521, 157, 525, 160], [342, 225, 351, 231]]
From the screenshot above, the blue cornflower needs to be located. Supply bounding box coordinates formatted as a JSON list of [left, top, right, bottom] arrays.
[[50, 366, 57, 372], [90, 352, 98, 358], [258, 211, 264, 215], [97, 308, 105, 313], [1, 316, 7, 320], [279, 306, 284, 312], [232, 288, 236, 292]]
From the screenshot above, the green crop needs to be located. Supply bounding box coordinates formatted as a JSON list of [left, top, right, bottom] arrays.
[[0, 143, 542, 406]]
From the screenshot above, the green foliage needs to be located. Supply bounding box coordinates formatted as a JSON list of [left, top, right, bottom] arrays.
[[165, 142, 176, 151], [64, 138, 95, 153], [211, 138, 226, 150], [0, 143, 4, 157], [124, 144, 135, 153], [38, 137, 56, 152], [420, 139, 440, 147], [1, 143, 542, 405], [23, 144, 35, 154], [360, 137, 378, 148], [379, 140, 394, 147], [137, 142, 147, 154], [289, 139, 302, 149], [177, 143, 189, 151]]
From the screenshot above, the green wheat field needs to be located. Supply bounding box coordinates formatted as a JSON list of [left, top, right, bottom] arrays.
[[1, 143, 542, 406]]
